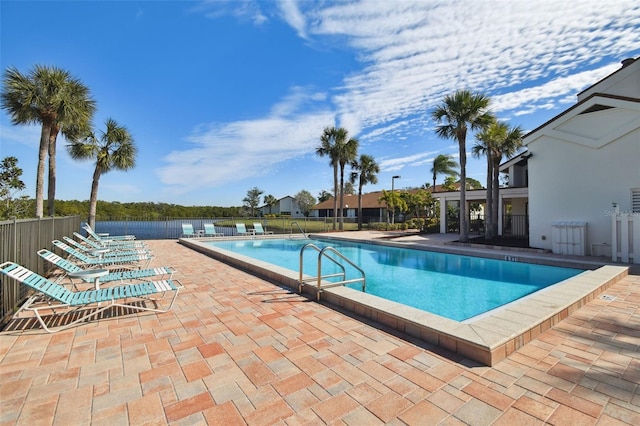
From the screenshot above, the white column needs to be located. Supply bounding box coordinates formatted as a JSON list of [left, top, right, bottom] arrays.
[[439, 196, 447, 234]]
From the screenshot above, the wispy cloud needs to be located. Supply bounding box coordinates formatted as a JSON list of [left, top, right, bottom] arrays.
[[171, 0, 638, 196], [277, 0, 307, 38], [378, 150, 441, 172], [193, 0, 268, 25], [298, 1, 638, 134], [156, 87, 334, 195]]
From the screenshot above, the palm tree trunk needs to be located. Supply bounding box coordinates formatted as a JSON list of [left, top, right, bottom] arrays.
[[332, 165, 338, 230], [35, 122, 52, 218], [458, 137, 469, 242], [357, 186, 363, 231], [339, 165, 345, 231], [492, 157, 501, 238], [47, 126, 59, 217], [88, 167, 101, 229], [485, 156, 493, 239]]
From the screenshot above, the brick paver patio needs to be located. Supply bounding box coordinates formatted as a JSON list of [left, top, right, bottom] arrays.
[[1, 239, 639, 425]]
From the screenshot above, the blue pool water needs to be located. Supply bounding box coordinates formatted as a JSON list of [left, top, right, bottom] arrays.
[[205, 238, 584, 321]]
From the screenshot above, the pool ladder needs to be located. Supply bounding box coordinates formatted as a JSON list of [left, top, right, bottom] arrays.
[[298, 243, 366, 300], [289, 221, 308, 239]]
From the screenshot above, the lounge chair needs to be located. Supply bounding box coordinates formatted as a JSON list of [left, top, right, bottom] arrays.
[[203, 223, 223, 237], [1, 261, 181, 333], [235, 223, 255, 237], [63, 236, 150, 257], [181, 223, 196, 238], [83, 223, 136, 241], [253, 223, 274, 235], [38, 249, 175, 289], [52, 240, 153, 269], [73, 231, 147, 250]]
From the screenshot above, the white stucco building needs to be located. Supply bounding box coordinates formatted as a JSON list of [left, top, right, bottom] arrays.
[[259, 195, 306, 218], [524, 57, 640, 257]]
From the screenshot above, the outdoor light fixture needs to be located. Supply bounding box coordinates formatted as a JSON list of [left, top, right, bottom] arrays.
[[391, 175, 401, 225]]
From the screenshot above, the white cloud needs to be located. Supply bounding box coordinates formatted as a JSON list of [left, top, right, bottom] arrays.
[[378, 150, 440, 172], [193, 0, 267, 25], [176, 0, 638, 199], [277, 0, 307, 38], [156, 88, 335, 195], [0, 124, 41, 150], [492, 63, 622, 115], [302, 0, 639, 136]]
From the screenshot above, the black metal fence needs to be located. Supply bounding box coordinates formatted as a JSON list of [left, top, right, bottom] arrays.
[[93, 216, 359, 239], [0, 216, 82, 325]]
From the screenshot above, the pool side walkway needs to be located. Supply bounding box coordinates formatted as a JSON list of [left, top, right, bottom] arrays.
[[1, 236, 639, 425]]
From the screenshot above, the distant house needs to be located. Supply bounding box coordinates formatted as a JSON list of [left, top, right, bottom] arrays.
[[523, 57, 640, 259], [310, 193, 385, 222], [310, 186, 451, 223], [259, 195, 305, 218]]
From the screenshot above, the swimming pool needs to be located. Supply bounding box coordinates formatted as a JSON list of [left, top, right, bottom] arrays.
[[204, 238, 583, 321]]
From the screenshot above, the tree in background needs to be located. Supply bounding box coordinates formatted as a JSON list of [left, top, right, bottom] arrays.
[[263, 194, 277, 214], [350, 154, 379, 230], [1, 65, 95, 218], [401, 189, 434, 219], [379, 190, 407, 227], [442, 176, 457, 192], [67, 118, 136, 229], [0, 156, 27, 219], [316, 126, 359, 231], [343, 181, 356, 195], [432, 90, 494, 242], [317, 190, 332, 203], [294, 190, 316, 217], [430, 154, 459, 191], [473, 120, 523, 239], [465, 177, 483, 190], [242, 187, 263, 217]]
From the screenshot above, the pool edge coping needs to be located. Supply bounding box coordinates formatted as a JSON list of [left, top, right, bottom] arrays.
[[179, 236, 629, 366]]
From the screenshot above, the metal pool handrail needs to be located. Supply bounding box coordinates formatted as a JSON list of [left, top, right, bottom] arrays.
[[290, 221, 308, 239], [298, 243, 366, 300]]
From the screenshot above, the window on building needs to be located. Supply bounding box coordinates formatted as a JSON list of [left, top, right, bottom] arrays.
[[632, 189, 640, 213]]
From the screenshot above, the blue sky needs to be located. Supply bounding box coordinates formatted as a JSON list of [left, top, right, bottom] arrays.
[[1, 0, 639, 207]]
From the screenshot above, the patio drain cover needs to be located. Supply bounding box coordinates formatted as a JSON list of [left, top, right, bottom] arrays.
[[600, 294, 616, 301]]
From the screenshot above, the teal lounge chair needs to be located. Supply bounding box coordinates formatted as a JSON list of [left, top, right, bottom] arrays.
[[38, 249, 175, 288], [83, 223, 136, 241], [53, 240, 153, 269], [1, 261, 181, 333], [253, 223, 274, 235], [235, 223, 255, 237], [63, 236, 150, 257], [203, 223, 223, 237], [181, 223, 196, 238], [73, 231, 147, 250]]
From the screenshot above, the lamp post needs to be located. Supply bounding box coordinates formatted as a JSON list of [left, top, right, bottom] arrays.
[[391, 175, 401, 225]]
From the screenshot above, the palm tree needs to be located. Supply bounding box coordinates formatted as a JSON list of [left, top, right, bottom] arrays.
[[67, 118, 136, 229], [431, 90, 494, 242], [316, 127, 359, 231], [430, 154, 459, 191], [316, 127, 340, 230], [336, 134, 359, 231], [263, 194, 277, 214], [1, 65, 95, 218], [350, 154, 379, 230], [490, 124, 523, 238], [473, 120, 523, 239], [473, 121, 501, 239]]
